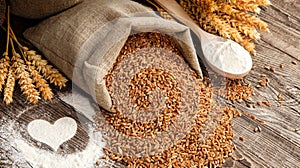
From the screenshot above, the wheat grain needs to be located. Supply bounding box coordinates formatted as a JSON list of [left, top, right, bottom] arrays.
[[94, 32, 239, 167], [25, 50, 68, 88], [222, 0, 261, 13], [27, 65, 53, 100], [0, 53, 10, 92], [12, 53, 40, 104], [3, 67, 15, 104]]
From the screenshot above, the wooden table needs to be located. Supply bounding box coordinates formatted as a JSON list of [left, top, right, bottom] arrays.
[[0, 0, 299, 167], [229, 1, 300, 167]]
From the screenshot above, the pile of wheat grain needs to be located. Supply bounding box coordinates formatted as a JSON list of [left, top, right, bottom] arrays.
[[94, 32, 243, 167]]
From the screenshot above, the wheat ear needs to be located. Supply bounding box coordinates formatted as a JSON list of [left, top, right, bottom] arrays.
[[12, 52, 40, 104], [0, 53, 10, 92], [27, 65, 53, 100], [25, 49, 68, 89], [3, 66, 15, 104]]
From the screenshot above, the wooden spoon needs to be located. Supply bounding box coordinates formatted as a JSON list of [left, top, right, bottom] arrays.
[[154, 0, 252, 79]]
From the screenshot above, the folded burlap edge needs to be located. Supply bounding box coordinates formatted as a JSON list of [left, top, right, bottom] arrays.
[[82, 16, 203, 111]]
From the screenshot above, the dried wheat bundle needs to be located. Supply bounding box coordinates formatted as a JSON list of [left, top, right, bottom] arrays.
[[178, 0, 271, 54], [0, 6, 67, 104]]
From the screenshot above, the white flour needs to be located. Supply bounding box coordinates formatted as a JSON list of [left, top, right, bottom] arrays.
[[0, 90, 115, 168], [0, 119, 109, 168], [15, 125, 106, 168], [27, 117, 78, 152], [203, 40, 252, 75], [59, 89, 97, 122]]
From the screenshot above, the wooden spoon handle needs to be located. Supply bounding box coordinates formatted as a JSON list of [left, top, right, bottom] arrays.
[[154, 0, 220, 43], [153, 0, 203, 36], [154, 0, 252, 79]]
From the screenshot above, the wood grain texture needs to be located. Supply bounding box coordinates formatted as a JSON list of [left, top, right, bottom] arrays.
[[0, 86, 91, 162], [0, 0, 299, 167], [227, 0, 300, 167]]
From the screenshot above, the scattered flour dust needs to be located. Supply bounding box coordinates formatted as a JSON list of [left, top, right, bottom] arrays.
[[0, 90, 116, 167], [16, 125, 106, 168], [58, 89, 97, 122], [0, 119, 109, 168]]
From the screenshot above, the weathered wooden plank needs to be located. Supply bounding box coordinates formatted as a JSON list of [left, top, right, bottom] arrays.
[[232, 115, 300, 168], [227, 0, 300, 167], [0, 86, 93, 167], [0, 0, 299, 167]]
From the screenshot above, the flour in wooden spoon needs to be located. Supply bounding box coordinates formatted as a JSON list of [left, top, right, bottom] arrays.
[[203, 40, 252, 75]]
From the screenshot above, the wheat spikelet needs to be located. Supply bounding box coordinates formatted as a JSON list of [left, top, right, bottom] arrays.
[[221, 0, 261, 13], [189, 0, 215, 13], [222, 15, 260, 40], [27, 65, 53, 100], [179, 0, 203, 23], [0, 52, 10, 92], [199, 17, 218, 34], [240, 36, 256, 55], [12, 53, 40, 104], [25, 50, 68, 89], [3, 67, 15, 104], [183, 0, 199, 15], [43, 65, 68, 89], [205, 13, 244, 42], [219, 5, 269, 32]]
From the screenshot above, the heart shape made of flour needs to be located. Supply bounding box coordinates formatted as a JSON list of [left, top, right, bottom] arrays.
[[27, 117, 77, 152]]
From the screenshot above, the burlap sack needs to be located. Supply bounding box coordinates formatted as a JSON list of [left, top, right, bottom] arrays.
[[24, 0, 203, 112], [10, 0, 83, 19]]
